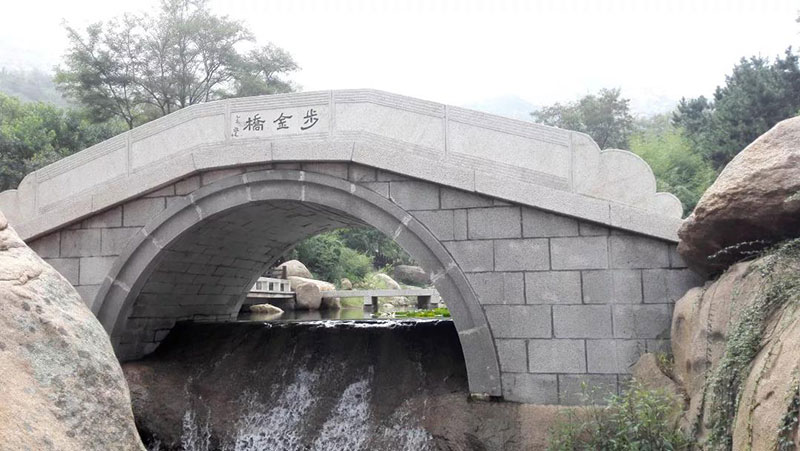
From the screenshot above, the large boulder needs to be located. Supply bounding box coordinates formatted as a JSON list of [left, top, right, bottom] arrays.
[[249, 303, 284, 315], [374, 273, 401, 290], [393, 265, 430, 286], [288, 276, 341, 310], [678, 117, 800, 275], [373, 273, 411, 306], [0, 210, 144, 450], [293, 282, 322, 310], [663, 242, 800, 449], [278, 259, 313, 279]]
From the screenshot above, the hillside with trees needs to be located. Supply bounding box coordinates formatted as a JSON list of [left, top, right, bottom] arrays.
[[530, 47, 800, 214]]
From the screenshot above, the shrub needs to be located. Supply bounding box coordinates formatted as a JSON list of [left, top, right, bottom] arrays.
[[546, 381, 689, 451]]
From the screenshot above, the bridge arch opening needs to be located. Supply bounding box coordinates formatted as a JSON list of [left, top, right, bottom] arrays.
[[94, 168, 501, 396]]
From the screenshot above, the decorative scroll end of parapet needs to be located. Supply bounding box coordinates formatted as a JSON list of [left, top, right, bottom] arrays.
[[571, 132, 683, 218], [0, 189, 19, 225]]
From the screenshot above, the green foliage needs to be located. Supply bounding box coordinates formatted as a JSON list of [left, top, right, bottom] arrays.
[[673, 48, 800, 170], [335, 227, 415, 269], [55, 0, 297, 129], [546, 382, 689, 451], [288, 232, 373, 285], [378, 307, 451, 318], [532, 88, 634, 149], [629, 115, 716, 214], [778, 380, 800, 451], [0, 92, 123, 191], [704, 239, 800, 450]]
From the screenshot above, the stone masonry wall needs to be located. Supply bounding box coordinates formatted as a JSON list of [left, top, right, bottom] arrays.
[[27, 162, 702, 404]]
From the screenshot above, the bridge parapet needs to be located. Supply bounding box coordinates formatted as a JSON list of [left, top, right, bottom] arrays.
[[0, 89, 681, 242]]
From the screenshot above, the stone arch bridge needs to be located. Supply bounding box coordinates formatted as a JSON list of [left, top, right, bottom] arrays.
[[0, 90, 701, 404]]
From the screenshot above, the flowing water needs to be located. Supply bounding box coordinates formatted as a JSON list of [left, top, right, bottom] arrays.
[[124, 319, 489, 450]]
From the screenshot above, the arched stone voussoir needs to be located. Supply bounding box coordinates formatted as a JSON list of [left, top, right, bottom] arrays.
[[92, 168, 503, 397]]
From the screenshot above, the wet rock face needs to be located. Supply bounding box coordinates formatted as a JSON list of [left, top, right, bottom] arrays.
[[678, 116, 800, 275], [0, 210, 144, 450], [123, 321, 567, 450]]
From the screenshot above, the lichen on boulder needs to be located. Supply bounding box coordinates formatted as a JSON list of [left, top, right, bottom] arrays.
[[0, 209, 145, 450], [652, 239, 800, 450]]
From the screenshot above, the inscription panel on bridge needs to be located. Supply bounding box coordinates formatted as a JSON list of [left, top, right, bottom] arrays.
[[231, 105, 330, 139]]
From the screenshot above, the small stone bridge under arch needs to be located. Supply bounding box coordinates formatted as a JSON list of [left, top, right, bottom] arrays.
[[0, 90, 701, 404]]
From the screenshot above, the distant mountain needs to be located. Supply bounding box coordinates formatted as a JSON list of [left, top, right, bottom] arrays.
[[0, 67, 70, 107], [462, 95, 538, 122]]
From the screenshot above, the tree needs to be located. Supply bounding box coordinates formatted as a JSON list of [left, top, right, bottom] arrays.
[[531, 88, 634, 149], [673, 48, 800, 170], [0, 93, 123, 191], [335, 228, 415, 269], [232, 44, 299, 97], [55, 0, 298, 129], [629, 115, 716, 215], [288, 232, 373, 284]]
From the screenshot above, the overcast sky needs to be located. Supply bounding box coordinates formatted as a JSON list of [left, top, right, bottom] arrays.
[[1, 0, 797, 114]]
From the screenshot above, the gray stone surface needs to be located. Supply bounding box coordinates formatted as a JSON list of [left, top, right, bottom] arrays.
[[79, 256, 116, 285], [550, 236, 608, 270], [441, 187, 493, 209], [522, 208, 579, 237], [468, 207, 521, 239], [586, 339, 646, 374], [60, 229, 101, 257], [612, 304, 672, 339], [444, 241, 494, 272], [501, 373, 559, 404], [412, 210, 454, 241], [579, 221, 610, 236], [175, 176, 200, 195], [467, 272, 524, 305], [84, 207, 122, 228], [101, 228, 139, 256], [528, 339, 586, 373], [47, 257, 80, 285], [642, 268, 703, 303], [29, 232, 60, 258], [389, 181, 439, 210], [525, 271, 581, 304], [485, 305, 552, 338], [558, 374, 619, 405], [496, 339, 527, 372], [123, 198, 166, 227], [609, 233, 670, 269], [493, 239, 549, 271], [553, 305, 613, 338], [582, 270, 643, 304]]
